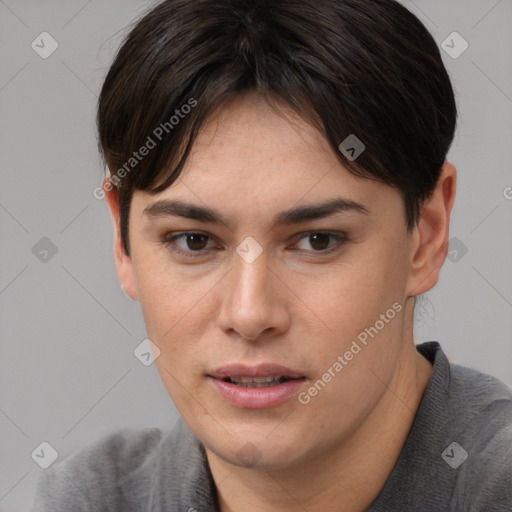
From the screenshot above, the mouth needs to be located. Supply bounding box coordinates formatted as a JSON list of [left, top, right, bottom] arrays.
[[208, 363, 307, 409], [221, 375, 302, 387]]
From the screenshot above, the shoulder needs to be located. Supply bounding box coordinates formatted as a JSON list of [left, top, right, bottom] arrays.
[[449, 361, 512, 430], [448, 363, 512, 509], [368, 343, 512, 511], [419, 341, 512, 430], [31, 426, 168, 512]]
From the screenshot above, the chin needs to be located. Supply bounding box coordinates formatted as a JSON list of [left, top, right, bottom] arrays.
[[219, 444, 303, 472], [204, 425, 310, 471]]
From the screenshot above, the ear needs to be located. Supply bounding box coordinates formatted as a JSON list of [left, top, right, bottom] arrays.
[[406, 161, 457, 297], [103, 179, 138, 301]]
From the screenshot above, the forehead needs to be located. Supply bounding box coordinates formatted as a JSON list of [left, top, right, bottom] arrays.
[[130, 92, 403, 231], [167, 92, 362, 201], [187, 92, 333, 171]]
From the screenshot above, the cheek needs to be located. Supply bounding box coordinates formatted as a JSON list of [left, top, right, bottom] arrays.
[[136, 266, 214, 413], [295, 282, 405, 443], [312, 252, 406, 344], [299, 242, 408, 394], [133, 248, 212, 335]]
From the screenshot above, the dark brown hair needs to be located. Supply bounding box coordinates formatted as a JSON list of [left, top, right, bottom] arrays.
[[97, 0, 457, 256]]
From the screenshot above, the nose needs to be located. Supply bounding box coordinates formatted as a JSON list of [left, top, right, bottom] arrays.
[[217, 248, 290, 342]]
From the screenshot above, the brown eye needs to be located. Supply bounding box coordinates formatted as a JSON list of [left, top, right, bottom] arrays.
[[183, 233, 209, 251], [293, 232, 347, 254], [308, 233, 331, 251], [162, 232, 216, 258]]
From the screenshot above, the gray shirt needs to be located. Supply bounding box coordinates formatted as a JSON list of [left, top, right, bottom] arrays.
[[31, 342, 512, 511]]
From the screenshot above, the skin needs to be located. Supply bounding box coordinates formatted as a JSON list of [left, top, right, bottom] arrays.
[[105, 91, 456, 511]]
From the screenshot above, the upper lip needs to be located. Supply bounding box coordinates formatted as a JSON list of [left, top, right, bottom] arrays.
[[209, 363, 305, 379]]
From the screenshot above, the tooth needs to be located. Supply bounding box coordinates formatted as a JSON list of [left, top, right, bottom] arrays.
[[230, 377, 287, 387], [253, 376, 278, 383], [238, 382, 276, 388], [230, 376, 281, 384]]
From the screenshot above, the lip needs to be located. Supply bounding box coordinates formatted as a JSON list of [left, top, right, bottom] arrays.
[[208, 363, 306, 409]]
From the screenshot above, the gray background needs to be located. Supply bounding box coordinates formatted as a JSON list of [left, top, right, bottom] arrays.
[[1, 1, 511, 510]]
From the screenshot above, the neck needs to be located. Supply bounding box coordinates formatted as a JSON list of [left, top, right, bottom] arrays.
[[206, 322, 432, 511]]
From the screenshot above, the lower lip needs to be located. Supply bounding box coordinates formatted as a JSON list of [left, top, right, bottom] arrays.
[[209, 377, 306, 409]]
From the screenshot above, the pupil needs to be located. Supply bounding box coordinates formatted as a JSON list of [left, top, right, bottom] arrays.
[[310, 233, 330, 251], [187, 234, 207, 251]]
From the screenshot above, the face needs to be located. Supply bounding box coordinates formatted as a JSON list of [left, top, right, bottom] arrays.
[[110, 92, 429, 471]]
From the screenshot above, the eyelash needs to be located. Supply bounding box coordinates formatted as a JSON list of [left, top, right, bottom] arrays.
[[161, 231, 348, 259]]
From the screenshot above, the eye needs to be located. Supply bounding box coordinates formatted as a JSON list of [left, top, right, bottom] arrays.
[[161, 230, 348, 260], [291, 232, 347, 255], [162, 232, 217, 258]]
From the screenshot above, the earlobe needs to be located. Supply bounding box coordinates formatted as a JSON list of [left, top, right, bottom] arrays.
[[121, 283, 137, 301], [406, 162, 457, 297], [103, 180, 139, 301]]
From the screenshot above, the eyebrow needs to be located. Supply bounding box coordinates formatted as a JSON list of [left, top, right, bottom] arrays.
[[143, 197, 370, 229]]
